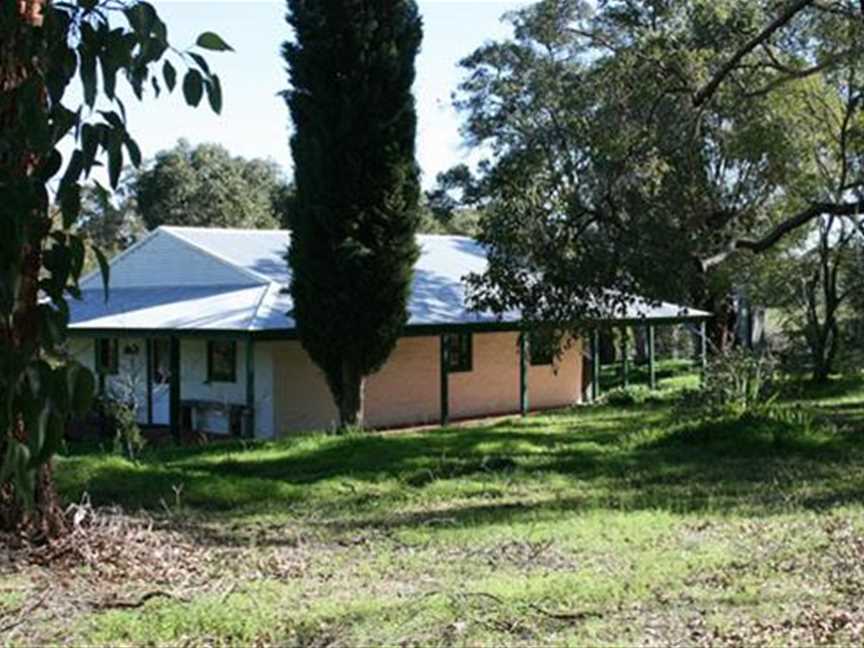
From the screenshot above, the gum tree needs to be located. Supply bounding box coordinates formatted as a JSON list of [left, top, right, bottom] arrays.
[[441, 0, 863, 351], [0, 0, 229, 537]]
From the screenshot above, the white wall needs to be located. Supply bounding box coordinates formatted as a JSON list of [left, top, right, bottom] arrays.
[[70, 336, 276, 439]]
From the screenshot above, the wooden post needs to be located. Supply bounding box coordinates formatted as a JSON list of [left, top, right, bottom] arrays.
[[591, 329, 600, 401], [145, 338, 154, 425], [700, 320, 708, 382], [169, 336, 181, 443], [519, 332, 529, 416], [648, 325, 657, 390], [439, 334, 449, 426], [245, 337, 255, 438], [621, 327, 629, 388]]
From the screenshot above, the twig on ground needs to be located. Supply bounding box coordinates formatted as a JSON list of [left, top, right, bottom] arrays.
[[92, 589, 189, 610], [527, 602, 603, 623], [0, 587, 50, 634]]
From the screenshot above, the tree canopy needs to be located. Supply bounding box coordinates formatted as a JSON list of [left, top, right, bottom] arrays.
[[134, 140, 290, 231], [438, 0, 864, 349], [75, 179, 145, 265]]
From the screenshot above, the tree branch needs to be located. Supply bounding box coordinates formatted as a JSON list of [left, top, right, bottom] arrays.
[[692, 0, 814, 107], [701, 200, 864, 269]]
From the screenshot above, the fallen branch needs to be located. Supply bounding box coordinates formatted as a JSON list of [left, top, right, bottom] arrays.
[[527, 602, 603, 623], [92, 590, 189, 610], [0, 587, 50, 634]]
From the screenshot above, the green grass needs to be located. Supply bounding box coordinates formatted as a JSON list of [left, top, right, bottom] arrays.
[[12, 374, 864, 645]]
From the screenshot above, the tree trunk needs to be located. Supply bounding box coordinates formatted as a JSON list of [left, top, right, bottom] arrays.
[[810, 319, 839, 384], [707, 294, 738, 353], [0, 0, 66, 538], [337, 360, 365, 430]]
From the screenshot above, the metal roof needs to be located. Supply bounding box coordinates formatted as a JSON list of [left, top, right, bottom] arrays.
[[69, 226, 710, 335]]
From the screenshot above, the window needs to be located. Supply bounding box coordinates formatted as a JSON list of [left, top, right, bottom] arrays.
[[152, 339, 171, 384], [95, 339, 118, 375], [207, 340, 237, 383], [443, 333, 472, 373], [529, 329, 557, 366]]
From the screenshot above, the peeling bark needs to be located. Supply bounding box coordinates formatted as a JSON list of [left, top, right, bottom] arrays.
[[1, 0, 67, 538]]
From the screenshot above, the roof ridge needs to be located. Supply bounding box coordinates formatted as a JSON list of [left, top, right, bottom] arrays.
[[157, 225, 475, 241], [160, 225, 290, 234]]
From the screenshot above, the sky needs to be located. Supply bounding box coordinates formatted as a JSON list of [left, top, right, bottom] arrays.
[[91, 0, 530, 188]]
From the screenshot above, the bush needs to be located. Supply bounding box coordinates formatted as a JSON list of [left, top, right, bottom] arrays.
[[697, 348, 778, 414], [101, 397, 145, 460], [603, 385, 663, 406]]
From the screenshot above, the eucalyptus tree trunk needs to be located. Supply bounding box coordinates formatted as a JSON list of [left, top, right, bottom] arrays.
[[0, 0, 67, 539], [804, 270, 841, 384], [802, 216, 847, 384]]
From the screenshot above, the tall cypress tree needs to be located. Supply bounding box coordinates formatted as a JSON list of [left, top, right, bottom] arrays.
[[282, 0, 422, 428]]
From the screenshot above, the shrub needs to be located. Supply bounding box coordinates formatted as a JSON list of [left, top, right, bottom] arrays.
[[102, 397, 145, 460], [697, 348, 778, 414], [604, 385, 651, 406]]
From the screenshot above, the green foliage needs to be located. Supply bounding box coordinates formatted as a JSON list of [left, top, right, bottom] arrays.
[[74, 180, 146, 268], [417, 204, 481, 236], [0, 0, 228, 513], [749, 217, 863, 382], [282, 0, 423, 426], [422, 165, 482, 235], [134, 140, 290, 231]]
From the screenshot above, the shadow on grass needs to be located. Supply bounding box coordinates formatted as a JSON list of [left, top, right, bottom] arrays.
[[781, 374, 864, 403], [55, 380, 864, 532]]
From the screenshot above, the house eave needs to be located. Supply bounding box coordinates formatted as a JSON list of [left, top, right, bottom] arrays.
[[68, 311, 713, 341]]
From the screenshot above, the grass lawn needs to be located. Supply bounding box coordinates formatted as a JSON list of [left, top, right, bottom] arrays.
[[5, 373, 864, 645]]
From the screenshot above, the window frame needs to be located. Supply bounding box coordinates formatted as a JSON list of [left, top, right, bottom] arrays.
[[444, 332, 473, 373], [94, 338, 119, 375], [207, 340, 237, 383]]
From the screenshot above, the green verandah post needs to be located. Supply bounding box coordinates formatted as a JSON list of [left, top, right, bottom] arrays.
[[169, 336, 181, 443], [440, 334, 449, 426], [591, 328, 600, 402], [519, 331, 529, 416], [145, 338, 154, 424], [245, 337, 255, 438], [648, 325, 657, 390], [621, 326, 629, 388]]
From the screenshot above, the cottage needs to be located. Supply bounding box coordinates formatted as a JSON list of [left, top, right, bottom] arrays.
[[68, 226, 709, 438]]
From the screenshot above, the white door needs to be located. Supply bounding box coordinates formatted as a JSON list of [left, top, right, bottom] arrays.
[[152, 383, 170, 425]]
